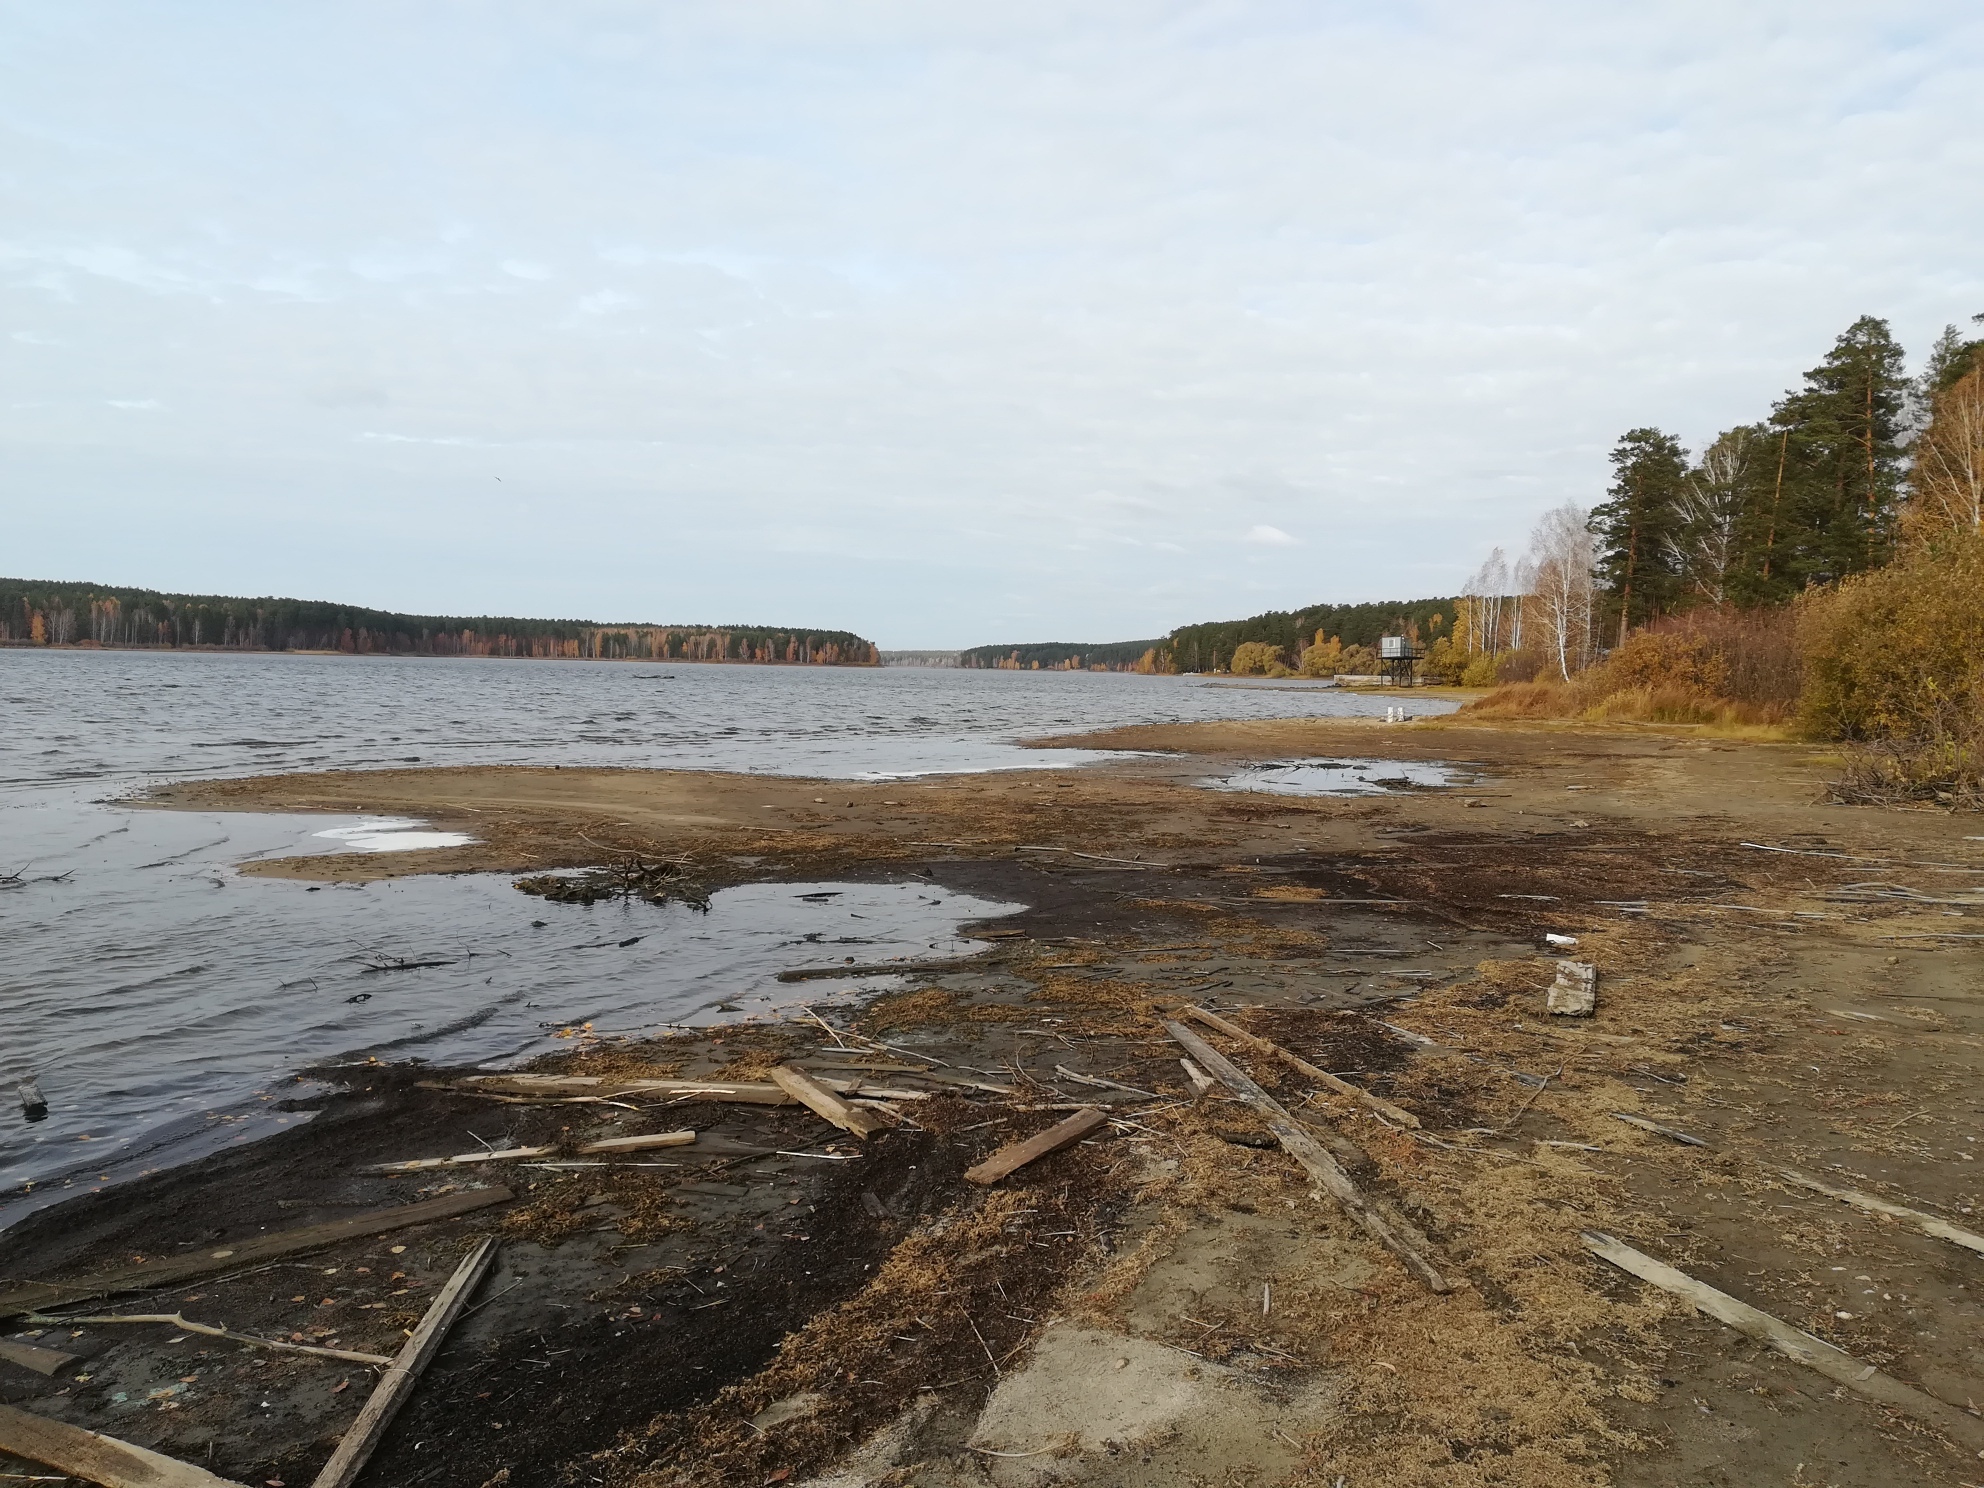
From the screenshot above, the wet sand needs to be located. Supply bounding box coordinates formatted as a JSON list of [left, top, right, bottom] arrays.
[[6, 717, 1983, 1487]]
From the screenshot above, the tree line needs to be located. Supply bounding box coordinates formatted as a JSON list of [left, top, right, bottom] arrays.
[[1448, 312, 1984, 686], [1165, 599, 1455, 674], [0, 579, 880, 666], [1453, 311, 1984, 803], [958, 639, 1168, 671]]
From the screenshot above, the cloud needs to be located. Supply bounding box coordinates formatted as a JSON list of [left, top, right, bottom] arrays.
[[2, 3, 1981, 645], [1243, 524, 1299, 547]]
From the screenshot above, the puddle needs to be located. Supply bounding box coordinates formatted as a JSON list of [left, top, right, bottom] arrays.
[[310, 817, 477, 852], [2, 808, 1019, 1223], [1203, 758, 1474, 796]]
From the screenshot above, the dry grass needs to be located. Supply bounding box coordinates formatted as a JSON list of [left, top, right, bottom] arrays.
[[613, 1141, 1134, 1488]]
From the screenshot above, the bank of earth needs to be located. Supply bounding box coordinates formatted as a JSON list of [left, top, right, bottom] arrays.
[[3, 716, 1980, 1487]]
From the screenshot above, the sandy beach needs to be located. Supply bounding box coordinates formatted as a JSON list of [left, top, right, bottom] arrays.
[[5, 716, 1981, 1487]]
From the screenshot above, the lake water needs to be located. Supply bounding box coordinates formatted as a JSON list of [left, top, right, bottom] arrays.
[[0, 649, 1456, 1221]]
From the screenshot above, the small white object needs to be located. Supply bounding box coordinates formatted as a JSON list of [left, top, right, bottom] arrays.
[[1545, 933, 1578, 948], [1546, 960, 1598, 1016]]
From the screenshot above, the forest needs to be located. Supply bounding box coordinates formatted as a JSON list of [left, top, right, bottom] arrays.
[[1165, 598, 1455, 675], [1447, 312, 1984, 804], [0, 579, 879, 666], [957, 639, 1167, 671]]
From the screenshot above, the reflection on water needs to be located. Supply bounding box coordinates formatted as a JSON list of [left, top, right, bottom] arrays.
[[0, 649, 1456, 1221], [2, 830, 1015, 1221], [1205, 757, 1474, 796]]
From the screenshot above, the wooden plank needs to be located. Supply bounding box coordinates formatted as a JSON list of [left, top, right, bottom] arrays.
[[0, 1402, 248, 1488], [768, 1066, 887, 1139], [1179, 1058, 1215, 1097], [0, 1188, 512, 1321], [1581, 1231, 1984, 1452], [310, 1237, 500, 1488], [0, 1339, 79, 1376], [580, 1130, 698, 1154], [901, 1071, 1019, 1096], [965, 1107, 1108, 1185], [1166, 1021, 1449, 1293], [1777, 1168, 1984, 1257], [1181, 1005, 1422, 1129]]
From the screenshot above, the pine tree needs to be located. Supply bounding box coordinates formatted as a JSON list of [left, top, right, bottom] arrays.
[[1923, 316, 1984, 395], [1767, 315, 1911, 588], [1590, 428, 1688, 644]]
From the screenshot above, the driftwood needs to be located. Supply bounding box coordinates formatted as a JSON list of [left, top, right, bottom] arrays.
[[776, 956, 990, 983], [0, 1403, 248, 1487], [965, 1108, 1108, 1185], [1052, 1065, 1159, 1098], [457, 1074, 793, 1105], [1166, 1021, 1449, 1293], [901, 1071, 1019, 1097], [581, 1131, 700, 1154], [1180, 1005, 1421, 1129], [310, 1238, 500, 1488], [365, 1145, 555, 1173], [1778, 1168, 1984, 1257], [1582, 1231, 1984, 1452], [25, 1312, 390, 1366], [366, 1130, 697, 1173], [0, 1189, 512, 1321], [1179, 1058, 1215, 1097], [769, 1066, 889, 1138], [0, 1339, 79, 1376], [1611, 1112, 1706, 1146]]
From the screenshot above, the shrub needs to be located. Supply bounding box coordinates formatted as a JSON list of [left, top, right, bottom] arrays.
[[1420, 635, 1467, 684], [1461, 653, 1502, 687], [1798, 532, 1984, 802], [1494, 649, 1549, 684], [1228, 641, 1289, 676], [1297, 634, 1345, 677], [1460, 606, 1799, 728], [1338, 643, 1378, 676], [1603, 631, 1728, 696], [1643, 606, 1801, 709]]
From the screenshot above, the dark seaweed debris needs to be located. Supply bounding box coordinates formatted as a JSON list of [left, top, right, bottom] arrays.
[[514, 856, 712, 910]]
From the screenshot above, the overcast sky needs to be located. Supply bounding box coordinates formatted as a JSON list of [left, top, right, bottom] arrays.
[[5, 3, 1981, 647]]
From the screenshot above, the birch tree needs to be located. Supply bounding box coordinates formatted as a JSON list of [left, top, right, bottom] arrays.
[[1670, 427, 1751, 602], [1527, 504, 1596, 681], [1908, 367, 1984, 542]]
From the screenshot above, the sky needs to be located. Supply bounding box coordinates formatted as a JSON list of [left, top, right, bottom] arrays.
[[4, 3, 1982, 648]]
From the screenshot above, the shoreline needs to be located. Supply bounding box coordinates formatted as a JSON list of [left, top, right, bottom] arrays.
[[5, 718, 1982, 1486]]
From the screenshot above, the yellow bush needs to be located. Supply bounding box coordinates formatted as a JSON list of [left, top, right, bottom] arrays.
[[1228, 641, 1289, 676], [1799, 532, 1984, 743], [1603, 632, 1729, 696], [1297, 634, 1344, 677]]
